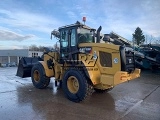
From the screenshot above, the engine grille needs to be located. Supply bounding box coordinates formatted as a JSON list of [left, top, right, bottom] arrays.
[[99, 51, 112, 67], [120, 46, 135, 73]]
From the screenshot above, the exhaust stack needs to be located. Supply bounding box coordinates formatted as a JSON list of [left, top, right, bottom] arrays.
[[96, 26, 102, 43]]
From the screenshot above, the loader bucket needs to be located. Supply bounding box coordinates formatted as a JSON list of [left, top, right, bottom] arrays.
[[16, 57, 42, 78]]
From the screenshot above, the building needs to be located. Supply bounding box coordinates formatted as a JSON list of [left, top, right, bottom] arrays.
[[0, 49, 43, 66]]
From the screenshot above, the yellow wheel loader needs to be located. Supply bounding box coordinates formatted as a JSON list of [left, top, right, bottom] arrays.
[[16, 21, 140, 102]]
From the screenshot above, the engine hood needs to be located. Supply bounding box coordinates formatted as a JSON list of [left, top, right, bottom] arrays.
[[79, 43, 120, 50]]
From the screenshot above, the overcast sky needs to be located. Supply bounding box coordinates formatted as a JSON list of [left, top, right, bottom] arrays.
[[0, 0, 160, 49]]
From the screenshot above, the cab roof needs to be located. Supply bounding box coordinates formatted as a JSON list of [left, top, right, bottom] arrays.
[[58, 21, 96, 31]]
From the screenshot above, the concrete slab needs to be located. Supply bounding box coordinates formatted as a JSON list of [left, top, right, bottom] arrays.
[[120, 87, 160, 120], [0, 67, 160, 120]]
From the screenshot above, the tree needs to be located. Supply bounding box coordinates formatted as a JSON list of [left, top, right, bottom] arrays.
[[29, 45, 45, 51], [38, 46, 45, 51], [133, 27, 145, 45], [29, 45, 39, 51], [28, 44, 60, 52], [53, 43, 60, 51]]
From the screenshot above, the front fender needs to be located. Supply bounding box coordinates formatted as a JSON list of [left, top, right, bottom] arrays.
[[39, 61, 54, 77]]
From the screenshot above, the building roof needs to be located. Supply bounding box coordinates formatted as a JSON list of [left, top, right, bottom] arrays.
[[0, 49, 29, 56]]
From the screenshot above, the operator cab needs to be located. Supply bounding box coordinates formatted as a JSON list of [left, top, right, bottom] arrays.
[[58, 21, 96, 62]]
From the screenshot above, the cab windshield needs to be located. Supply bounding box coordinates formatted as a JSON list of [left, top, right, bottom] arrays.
[[77, 27, 93, 43]]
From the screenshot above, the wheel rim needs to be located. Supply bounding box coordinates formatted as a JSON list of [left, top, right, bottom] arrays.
[[33, 70, 40, 82], [67, 76, 79, 94]]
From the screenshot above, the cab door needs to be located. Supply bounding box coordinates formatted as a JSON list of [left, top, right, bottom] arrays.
[[60, 28, 78, 63], [60, 29, 69, 59], [69, 28, 78, 60]]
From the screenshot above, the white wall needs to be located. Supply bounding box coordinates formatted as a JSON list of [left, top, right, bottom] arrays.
[[0, 49, 43, 65], [28, 51, 43, 57]]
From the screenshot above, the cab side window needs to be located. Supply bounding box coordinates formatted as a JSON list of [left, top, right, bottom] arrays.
[[61, 30, 68, 48], [71, 29, 76, 46]]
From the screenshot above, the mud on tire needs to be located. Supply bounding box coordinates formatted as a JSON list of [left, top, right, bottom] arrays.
[[62, 69, 93, 102]]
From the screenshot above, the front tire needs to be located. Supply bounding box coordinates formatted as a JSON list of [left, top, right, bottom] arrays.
[[62, 69, 93, 102], [31, 63, 50, 89]]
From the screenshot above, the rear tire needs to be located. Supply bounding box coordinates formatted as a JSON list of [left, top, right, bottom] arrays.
[[62, 69, 93, 102], [31, 63, 50, 89]]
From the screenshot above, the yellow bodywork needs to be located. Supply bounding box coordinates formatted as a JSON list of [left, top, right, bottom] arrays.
[[99, 68, 140, 85], [42, 43, 140, 90], [40, 61, 54, 77], [78, 43, 141, 89], [40, 51, 62, 80]]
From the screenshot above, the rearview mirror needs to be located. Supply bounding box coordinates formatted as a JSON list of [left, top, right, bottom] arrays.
[[51, 30, 60, 39]]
